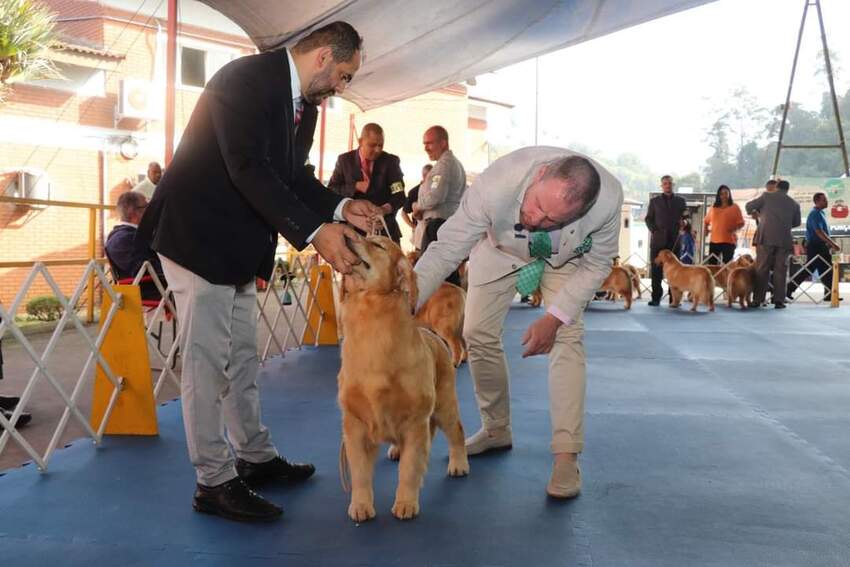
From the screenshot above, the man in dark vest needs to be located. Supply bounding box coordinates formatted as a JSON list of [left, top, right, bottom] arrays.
[[644, 175, 687, 306], [328, 123, 405, 242], [137, 22, 381, 523]]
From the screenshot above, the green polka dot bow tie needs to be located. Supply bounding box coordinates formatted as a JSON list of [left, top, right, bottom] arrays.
[[516, 231, 552, 296]]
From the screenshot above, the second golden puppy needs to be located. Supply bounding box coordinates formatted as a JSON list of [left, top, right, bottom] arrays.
[[654, 249, 715, 312], [599, 266, 633, 309], [415, 282, 467, 367], [339, 236, 468, 523], [727, 264, 756, 309]]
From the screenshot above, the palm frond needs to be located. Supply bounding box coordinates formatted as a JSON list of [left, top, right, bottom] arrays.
[[0, 0, 59, 89]]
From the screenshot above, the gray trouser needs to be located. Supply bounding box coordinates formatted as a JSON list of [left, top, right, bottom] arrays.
[[753, 245, 790, 305], [160, 255, 277, 486]]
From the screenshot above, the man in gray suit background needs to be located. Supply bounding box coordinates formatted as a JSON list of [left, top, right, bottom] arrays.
[[413, 146, 623, 499], [746, 180, 801, 309]]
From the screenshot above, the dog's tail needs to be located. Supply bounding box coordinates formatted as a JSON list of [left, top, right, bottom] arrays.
[[339, 440, 351, 493]]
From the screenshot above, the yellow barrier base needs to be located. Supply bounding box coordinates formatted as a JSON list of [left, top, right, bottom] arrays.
[[303, 265, 339, 345], [90, 285, 158, 435]]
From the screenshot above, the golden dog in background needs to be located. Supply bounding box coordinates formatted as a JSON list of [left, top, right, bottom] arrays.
[[705, 254, 755, 296], [727, 263, 757, 309], [338, 236, 469, 522], [599, 266, 634, 309], [654, 250, 715, 312], [621, 264, 642, 299]]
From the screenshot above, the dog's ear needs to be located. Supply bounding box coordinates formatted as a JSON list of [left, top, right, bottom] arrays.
[[396, 256, 419, 312]]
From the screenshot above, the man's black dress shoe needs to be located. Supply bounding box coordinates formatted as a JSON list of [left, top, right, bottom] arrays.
[[1, 409, 31, 427], [774, 303, 786, 309], [236, 456, 316, 485], [0, 396, 21, 411], [193, 477, 282, 522], [647, 300, 660, 306]]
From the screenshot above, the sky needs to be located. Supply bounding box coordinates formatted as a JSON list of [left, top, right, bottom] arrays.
[[470, 0, 850, 176]]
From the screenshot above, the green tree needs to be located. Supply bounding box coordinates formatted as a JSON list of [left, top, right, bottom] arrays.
[[0, 0, 59, 102]]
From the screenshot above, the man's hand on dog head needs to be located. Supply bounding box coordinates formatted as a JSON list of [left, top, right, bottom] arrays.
[[521, 313, 563, 358], [342, 200, 384, 233], [312, 224, 363, 274]]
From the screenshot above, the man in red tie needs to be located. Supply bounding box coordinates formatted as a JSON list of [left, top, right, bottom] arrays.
[[328, 123, 406, 242]]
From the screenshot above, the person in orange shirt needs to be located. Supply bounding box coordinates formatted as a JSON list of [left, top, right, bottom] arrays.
[[704, 184, 745, 264]]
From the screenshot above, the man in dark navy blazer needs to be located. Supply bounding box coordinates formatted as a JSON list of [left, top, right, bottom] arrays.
[[105, 191, 164, 300], [328, 123, 405, 242], [137, 22, 381, 523]]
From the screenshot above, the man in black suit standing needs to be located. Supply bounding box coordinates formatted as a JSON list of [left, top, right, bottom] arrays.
[[137, 22, 381, 523], [328, 123, 405, 242], [645, 175, 687, 306]]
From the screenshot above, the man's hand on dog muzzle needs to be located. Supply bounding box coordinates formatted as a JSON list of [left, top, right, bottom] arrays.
[[342, 200, 384, 233], [312, 223, 362, 274]]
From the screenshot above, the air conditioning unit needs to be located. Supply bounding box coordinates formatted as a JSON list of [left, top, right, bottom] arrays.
[[118, 79, 162, 121], [0, 169, 51, 207]]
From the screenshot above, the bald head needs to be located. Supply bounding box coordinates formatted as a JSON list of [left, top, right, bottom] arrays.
[[423, 126, 449, 161], [147, 161, 162, 184], [358, 123, 384, 161], [520, 155, 601, 231]]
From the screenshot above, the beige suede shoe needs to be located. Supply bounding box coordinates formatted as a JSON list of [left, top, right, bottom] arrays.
[[464, 426, 513, 456], [546, 460, 581, 499]]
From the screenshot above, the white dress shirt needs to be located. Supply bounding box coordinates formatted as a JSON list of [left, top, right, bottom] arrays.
[[284, 48, 349, 241]]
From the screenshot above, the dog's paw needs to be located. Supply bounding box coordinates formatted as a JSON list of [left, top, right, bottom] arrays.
[[391, 499, 419, 520], [447, 457, 469, 477], [387, 444, 400, 461], [348, 501, 376, 523]]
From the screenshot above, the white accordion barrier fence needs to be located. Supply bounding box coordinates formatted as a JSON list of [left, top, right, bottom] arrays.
[[0, 253, 335, 471]]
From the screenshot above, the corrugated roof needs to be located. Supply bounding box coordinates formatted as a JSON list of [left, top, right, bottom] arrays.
[[51, 40, 124, 60]]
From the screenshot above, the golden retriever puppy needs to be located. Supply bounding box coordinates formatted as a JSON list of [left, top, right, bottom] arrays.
[[457, 259, 469, 291], [621, 264, 642, 299], [599, 266, 633, 309], [727, 265, 756, 309], [415, 282, 467, 367], [338, 236, 469, 522], [705, 254, 755, 296], [654, 249, 715, 312], [405, 250, 468, 366]]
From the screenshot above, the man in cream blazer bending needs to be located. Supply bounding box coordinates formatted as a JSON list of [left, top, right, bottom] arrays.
[[414, 146, 623, 498]]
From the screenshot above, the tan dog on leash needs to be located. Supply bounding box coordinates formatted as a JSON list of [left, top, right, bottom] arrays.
[[338, 236, 469, 522], [654, 250, 716, 312]]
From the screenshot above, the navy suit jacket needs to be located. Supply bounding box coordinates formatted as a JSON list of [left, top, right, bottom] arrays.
[[328, 149, 405, 241], [137, 50, 341, 285]]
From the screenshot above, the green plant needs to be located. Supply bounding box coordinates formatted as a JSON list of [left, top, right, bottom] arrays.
[[25, 295, 63, 321], [0, 0, 59, 101]]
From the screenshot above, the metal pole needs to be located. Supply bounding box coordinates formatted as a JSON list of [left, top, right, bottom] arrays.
[[86, 209, 96, 324], [164, 0, 178, 166], [773, 0, 810, 176], [814, 0, 850, 177], [318, 99, 328, 182], [831, 259, 840, 308], [534, 56, 539, 146]]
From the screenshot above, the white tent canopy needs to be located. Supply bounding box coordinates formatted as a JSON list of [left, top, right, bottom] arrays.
[[197, 0, 716, 110]]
